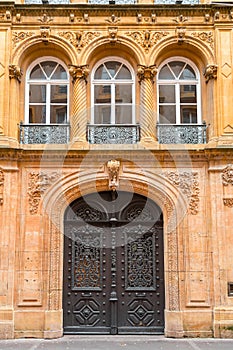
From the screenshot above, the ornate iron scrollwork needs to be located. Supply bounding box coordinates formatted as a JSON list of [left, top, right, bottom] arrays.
[[157, 124, 207, 144], [87, 125, 140, 144], [20, 124, 70, 144]]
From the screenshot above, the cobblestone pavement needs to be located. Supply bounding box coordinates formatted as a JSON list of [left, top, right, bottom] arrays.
[[1, 336, 233, 350]]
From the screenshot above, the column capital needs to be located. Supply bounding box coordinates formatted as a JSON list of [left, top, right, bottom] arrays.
[[68, 64, 89, 83], [9, 64, 23, 82], [137, 64, 157, 83]]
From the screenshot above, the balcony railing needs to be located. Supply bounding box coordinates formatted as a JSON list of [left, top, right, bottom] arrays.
[[20, 123, 70, 144], [157, 123, 207, 144], [25, 0, 70, 4], [87, 124, 140, 144]]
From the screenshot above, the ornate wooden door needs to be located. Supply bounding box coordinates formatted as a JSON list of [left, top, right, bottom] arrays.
[[63, 191, 165, 334]]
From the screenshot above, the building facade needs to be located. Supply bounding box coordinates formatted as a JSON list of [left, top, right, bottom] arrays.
[[0, 0, 233, 339]]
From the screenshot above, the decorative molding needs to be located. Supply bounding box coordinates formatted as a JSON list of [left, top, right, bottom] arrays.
[[126, 30, 169, 53], [38, 13, 53, 24], [68, 64, 89, 83], [105, 14, 120, 24], [173, 15, 188, 24], [221, 63, 232, 78], [222, 164, 233, 186], [12, 31, 35, 48], [204, 64, 218, 83], [28, 171, 60, 215], [204, 14, 211, 22], [223, 198, 233, 207], [0, 170, 4, 205], [58, 31, 100, 53], [137, 64, 157, 83], [176, 26, 186, 44], [108, 27, 118, 42], [40, 27, 50, 42], [107, 159, 120, 191], [191, 31, 214, 49], [9, 64, 23, 82], [0, 62, 5, 78], [164, 171, 200, 215]]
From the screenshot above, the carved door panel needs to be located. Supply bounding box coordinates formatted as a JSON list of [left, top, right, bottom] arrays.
[[63, 191, 165, 334]]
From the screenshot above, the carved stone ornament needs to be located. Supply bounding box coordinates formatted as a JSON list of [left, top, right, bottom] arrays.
[[0, 170, 4, 205], [9, 64, 23, 82], [68, 64, 89, 83], [222, 164, 233, 186], [107, 159, 120, 191], [12, 31, 35, 48], [105, 14, 120, 24], [176, 26, 186, 44], [58, 31, 100, 53], [40, 27, 50, 42], [38, 13, 53, 23], [108, 27, 118, 42], [204, 64, 218, 83], [28, 171, 60, 215], [173, 15, 188, 24], [191, 31, 214, 49], [137, 64, 157, 83], [223, 198, 233, 207], [126, 30, 169, 53], [164, 171, 200, 215]]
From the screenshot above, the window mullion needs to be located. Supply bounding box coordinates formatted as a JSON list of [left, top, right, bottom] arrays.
[[46, 83, 50, 124], [176, 83, 180, 124], [111, 83, 115, 124]]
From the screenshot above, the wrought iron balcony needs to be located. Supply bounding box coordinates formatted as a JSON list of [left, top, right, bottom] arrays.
[[20, 123, 70, 144], [88, 0, 136, 3], [25, 0, 70, 4], [87, 124, 140, 144], [157, 123, 207, 144], [154, 0, 199, 4]]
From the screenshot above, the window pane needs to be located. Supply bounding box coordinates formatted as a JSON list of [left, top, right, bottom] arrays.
[[41, 61, 57, 78], [105, 61, 121, 78], [94, 85, 111, 103], [29, 85, 46, 103], [52, 65, 67, 79], [159, 85, 175, 103], [180, 85, 196, 103], [51, 85, 67, 103], [50, 106, 67, 123], [94, 65, 110, 80], [159, 106, 176, 124], [94, 105, 111, 124], [29, 105, 46, 123], [158, 65, 173, 80], [169, 61, 185, 78], [30, 64, 45, 79], [115, 106, 132, 124], [181, 107, 197, 123], [115, 85, 132, 103], [116, 65, 131, 79], [180, 65, 196, 80]]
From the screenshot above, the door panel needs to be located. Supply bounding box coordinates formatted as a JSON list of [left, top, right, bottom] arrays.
[[63, 191, 164, 334]]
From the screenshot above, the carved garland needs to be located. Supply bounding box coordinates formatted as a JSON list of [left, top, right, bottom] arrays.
[[28, 171, 60, 215], [164, 171, 200, 215], [0, 170, 4, 205]]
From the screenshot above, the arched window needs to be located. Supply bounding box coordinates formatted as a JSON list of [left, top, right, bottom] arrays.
[[91, 58, 135, 125], [157, 58, 201, 125], [25, 57, 69, 124]]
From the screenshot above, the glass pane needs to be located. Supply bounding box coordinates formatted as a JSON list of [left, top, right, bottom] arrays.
[[180, 85, 196, 103], [41, 61, 57, 79], [169, 61, 185, 78], [115, 85, 132, 103], [29, 85, 46, 103], [115, 106, 132, 124], [105, 61, 121, 78], [180, 64, 196, 80], [51, 85, 67, 103], [94, 65, 110, 80], [94, 85, 111, 103], [159, 65, 174, 80], [159, 105, 176, 124], [94, 105, 111, 124], [30, 64, 45, 79], [116, 65, 131, 79], [50, 106, 67, 123], [29, 105, 46, 123], [52, 64, 67, 79], [159, 85, 175, 103], [181, 107, 197, 123]]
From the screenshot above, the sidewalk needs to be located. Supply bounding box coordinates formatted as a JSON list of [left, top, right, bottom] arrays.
[[1, 336, 233, 350]]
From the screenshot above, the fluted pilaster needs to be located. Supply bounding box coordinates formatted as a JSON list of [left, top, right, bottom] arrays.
[[137, 65, 157, 142]]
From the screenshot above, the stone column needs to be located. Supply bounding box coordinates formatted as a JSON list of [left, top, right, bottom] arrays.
[[69, 64, 89, 143], [137, 65, 157, 143]]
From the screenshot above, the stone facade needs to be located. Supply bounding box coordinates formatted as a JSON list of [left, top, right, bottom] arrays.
[[0, 0, 233, 339]]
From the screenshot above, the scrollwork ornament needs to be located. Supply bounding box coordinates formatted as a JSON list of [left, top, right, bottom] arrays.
[[223, 198, 233, 207], [222, 164, 233, 186], [0, 170, 4, 205], [12, 31, 35, 48], [58, 31, 100, 53], [137, 64, 157, 83], [191, 31, 214, 49], [126, 30, 169, 53]]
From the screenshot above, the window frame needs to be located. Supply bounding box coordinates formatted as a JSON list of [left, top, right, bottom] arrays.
[[157, 57, 202, 125], [91, 57, 136, 125], [25, 56, 70, 125]]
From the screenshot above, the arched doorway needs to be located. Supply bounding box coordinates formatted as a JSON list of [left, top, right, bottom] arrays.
[[63, 191, 165, 334]]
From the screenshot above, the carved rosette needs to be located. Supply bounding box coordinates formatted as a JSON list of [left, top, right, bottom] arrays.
[[0, 170, 4, 205], [107, 159, 120, 191], [28, 171, 60, 214], [222, 164, 233, 186], [164, 171, 200, 215], [126, 31, 169, 53], [204, 64, 218, 83], [9, 64, 23, 82], [58, 31, 100, 53]]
